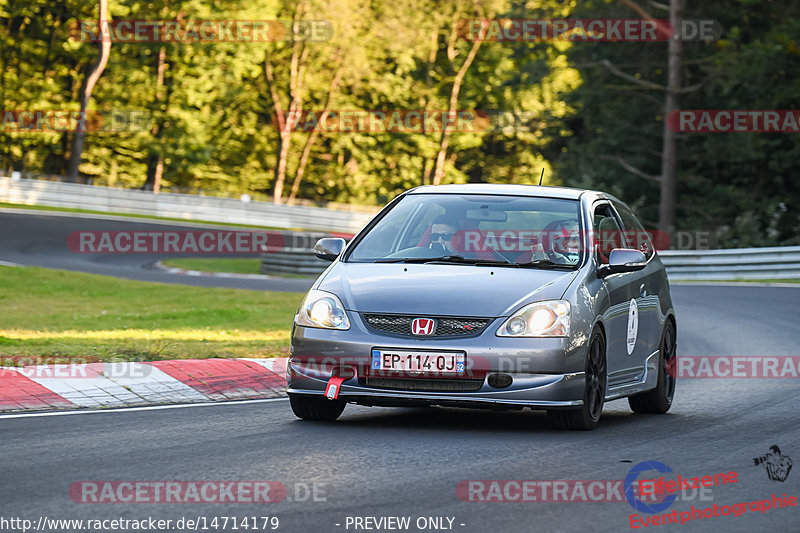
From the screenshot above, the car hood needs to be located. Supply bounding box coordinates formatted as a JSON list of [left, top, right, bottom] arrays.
[[316, 262, 579, 317]]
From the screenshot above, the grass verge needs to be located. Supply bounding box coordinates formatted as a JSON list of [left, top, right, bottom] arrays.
[[0, 266, 301, 362]]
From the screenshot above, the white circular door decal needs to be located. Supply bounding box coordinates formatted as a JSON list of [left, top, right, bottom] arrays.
[[626, 299, 638, 355]]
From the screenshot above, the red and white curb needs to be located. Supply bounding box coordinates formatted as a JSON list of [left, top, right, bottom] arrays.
[[0, 357, 288, 412]]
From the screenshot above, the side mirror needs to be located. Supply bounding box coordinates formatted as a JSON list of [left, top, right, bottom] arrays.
[[599, 248, 647, 277], [313, 238, 346, 262]]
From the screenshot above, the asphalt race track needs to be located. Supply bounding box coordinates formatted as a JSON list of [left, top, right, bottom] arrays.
[[1, 210, 799, 532], [0, 209, 315, 292]]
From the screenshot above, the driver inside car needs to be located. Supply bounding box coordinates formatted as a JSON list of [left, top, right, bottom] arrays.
[[549, 219, 582, 264], [428, 215, 458, 255]]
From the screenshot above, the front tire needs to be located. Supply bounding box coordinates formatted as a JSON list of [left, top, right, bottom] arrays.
[[289, 394, 346, 421], [628, 320, 676, 414], [548, 326, 607, 430]]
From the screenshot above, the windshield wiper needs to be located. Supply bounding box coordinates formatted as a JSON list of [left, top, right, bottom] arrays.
[[373, 257, 434, 263], [516, 259, 577, 270], [375, 256, 576, 269], [426, 255, 517, 266], [374, 255, 515, 266]]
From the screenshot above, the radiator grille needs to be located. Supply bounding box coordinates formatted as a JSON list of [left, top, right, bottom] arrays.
[[362, 314, 491, 337]]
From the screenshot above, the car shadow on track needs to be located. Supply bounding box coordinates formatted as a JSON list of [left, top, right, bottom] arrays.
[[323, 404, 660, 434]]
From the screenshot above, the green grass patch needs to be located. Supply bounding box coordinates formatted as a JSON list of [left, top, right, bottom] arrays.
[[0, 266, 302, 361], [163, 258, 263, 275]]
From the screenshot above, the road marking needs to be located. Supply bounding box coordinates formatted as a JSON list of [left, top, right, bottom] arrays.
[[155, 261, 279, 280], [0, 396, 288, 420]]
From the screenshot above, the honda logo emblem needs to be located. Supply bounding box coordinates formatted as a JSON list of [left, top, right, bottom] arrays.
[[411, 318, 436, 336]]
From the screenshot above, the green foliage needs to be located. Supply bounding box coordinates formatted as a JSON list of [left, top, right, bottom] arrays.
[[555, 0, 800, 246], [1, 0, 798, 246]]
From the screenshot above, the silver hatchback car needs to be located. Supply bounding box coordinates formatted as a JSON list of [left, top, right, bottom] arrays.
[[287, 184, 676, 429]]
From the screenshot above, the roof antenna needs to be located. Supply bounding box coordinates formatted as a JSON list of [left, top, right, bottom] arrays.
[[538, 168, 545, 186]]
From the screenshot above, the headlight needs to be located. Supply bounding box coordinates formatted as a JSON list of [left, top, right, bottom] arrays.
[[496, 300, 570, 337], [295, 290, 350, 330]]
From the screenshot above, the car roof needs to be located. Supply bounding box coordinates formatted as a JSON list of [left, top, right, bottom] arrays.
[[406, 183, 599, 201]]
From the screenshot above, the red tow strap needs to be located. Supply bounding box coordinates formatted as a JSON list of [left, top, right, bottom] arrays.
[[325, 376, 346, 400]]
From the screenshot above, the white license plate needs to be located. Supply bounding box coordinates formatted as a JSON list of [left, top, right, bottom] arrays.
[[371, 349, 466, 375]]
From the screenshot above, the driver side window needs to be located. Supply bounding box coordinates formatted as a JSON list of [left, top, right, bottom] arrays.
[[613, 201, 654, 260], [593, 204, 624, 265]]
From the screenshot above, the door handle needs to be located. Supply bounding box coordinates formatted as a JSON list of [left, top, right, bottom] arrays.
[[639, 284, 647, 297]]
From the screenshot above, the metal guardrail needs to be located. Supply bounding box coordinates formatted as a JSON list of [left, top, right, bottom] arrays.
[[0, 176, 375, 233], [261, 245, 800, 280], [4, 176, 795, 280], [260, 248, 332, 276], [659, 246, 800, 280]]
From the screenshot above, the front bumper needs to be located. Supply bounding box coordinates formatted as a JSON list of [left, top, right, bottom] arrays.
[[287, 318, 589, 410]]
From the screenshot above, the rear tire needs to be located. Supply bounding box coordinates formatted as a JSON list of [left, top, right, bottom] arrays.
[[628, 320, 676, 414], [289, 394, 346, 421], [548, 327, 607, 430]]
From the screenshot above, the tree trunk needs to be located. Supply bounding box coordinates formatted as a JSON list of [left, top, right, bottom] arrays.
[[432, 37, 482, 186], [419, 28, 438, 186], [273, 129, 292, 201], [287, 63, 343, 204], [267, 44, 307, 204], [658, 0, 682, 234], [66, 0, 111, 183], [142, 46, 167, 192], [268, 1, 308, 204], [420, 158, 431, 186], [152, 156, 163, 193], [144, 153, 164, 193]]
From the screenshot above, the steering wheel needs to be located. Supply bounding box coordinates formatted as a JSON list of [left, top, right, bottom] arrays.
[[481, 246, 511, 261], [430, 240, 508, 261]]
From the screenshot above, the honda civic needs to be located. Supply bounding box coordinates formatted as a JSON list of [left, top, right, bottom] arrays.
[[287, 184, 677, 430]]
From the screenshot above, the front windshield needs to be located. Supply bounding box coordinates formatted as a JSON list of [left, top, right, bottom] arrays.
[[347, 193, 583, 267]]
